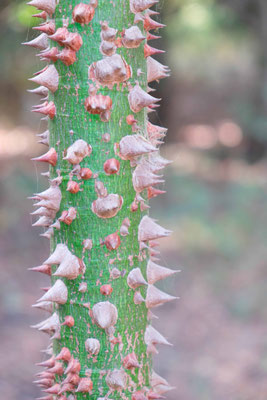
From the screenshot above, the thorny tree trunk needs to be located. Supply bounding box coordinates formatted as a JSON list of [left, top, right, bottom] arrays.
[[25, 0, 176, 399]]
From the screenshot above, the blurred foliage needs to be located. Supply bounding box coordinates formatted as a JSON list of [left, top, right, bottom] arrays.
[[157, 169, 267, 257], [161, 0, 267, 158], [165, 0, 251, 82], [0, 1, 42, 126], [0, 1, 37, 28], [8, 4, 39, 29]]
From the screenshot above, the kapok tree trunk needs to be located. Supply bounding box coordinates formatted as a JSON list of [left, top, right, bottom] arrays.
[[25, 0, 176, 399]]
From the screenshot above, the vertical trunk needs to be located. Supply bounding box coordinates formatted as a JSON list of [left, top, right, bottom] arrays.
[[26, 0, 175, 399]]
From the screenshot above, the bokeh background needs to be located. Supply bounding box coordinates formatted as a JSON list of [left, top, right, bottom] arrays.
[[1, 0, 267, 399]]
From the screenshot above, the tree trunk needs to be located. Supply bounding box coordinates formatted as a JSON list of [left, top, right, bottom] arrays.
[[26, 0, 175, 398]]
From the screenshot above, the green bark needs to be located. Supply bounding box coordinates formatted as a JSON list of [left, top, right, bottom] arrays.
[[51, 1, 149, 397]]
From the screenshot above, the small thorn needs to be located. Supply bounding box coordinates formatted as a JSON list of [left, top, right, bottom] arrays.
[[28, 86, 49, 97], [32, 101, 56, 119], [28, 264, 51, 275], [32, 21, 55, 35], [144, 43, 165, 58], [22, 33, 49, 50], [143, 15, 165, 31], [147, 32, 161, 41], [32, 11, 47, 19]]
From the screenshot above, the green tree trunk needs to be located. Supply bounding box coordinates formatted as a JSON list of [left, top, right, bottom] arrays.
[[26, 0, 175, 399]]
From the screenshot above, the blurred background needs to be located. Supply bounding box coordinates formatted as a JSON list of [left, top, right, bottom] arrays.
[[1, 0, 267, 399]]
